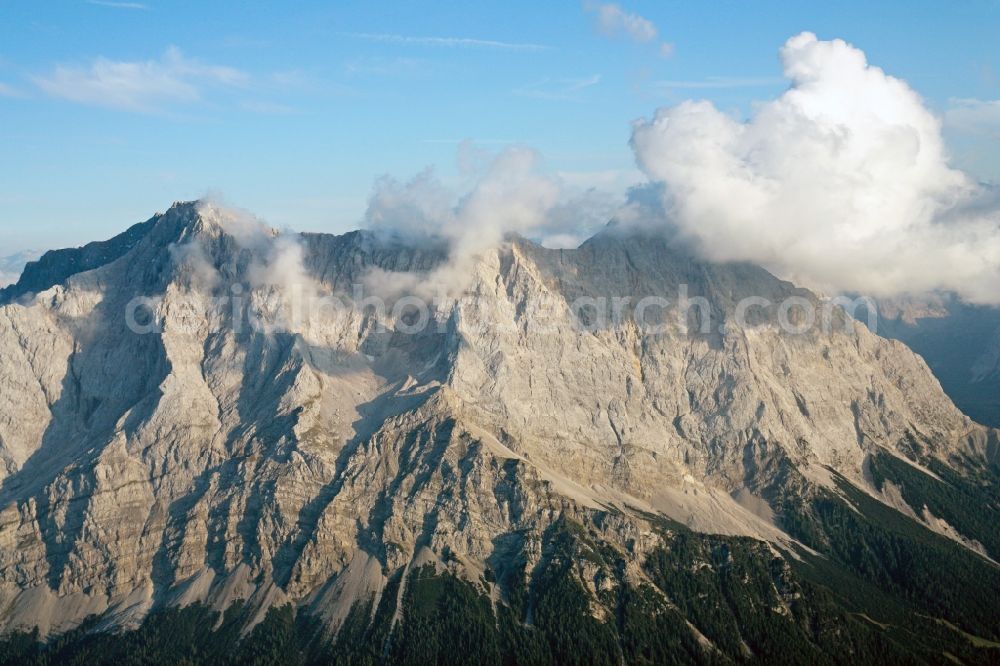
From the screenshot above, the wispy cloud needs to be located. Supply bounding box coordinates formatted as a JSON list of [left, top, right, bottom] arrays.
[[33, 46, 248, 112], [586, 2, 655, 41], [239, 99, 298, 115], [945, 98, 1000, 137], [420, 138, 525, 145], [344, 56, 427, 77], [85, 0, 149, 9], [0, 82, 26, 98], [515, 74, 601, 101], [651, 76, 785, 90], [342, 32, 550, 52], [584, 2, 673, 56]]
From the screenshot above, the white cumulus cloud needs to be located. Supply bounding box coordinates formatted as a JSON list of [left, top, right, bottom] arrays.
[[630, 31, 1000, 304]]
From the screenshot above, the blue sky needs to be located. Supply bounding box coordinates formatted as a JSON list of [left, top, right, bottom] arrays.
[[1, 0, 999, 253]]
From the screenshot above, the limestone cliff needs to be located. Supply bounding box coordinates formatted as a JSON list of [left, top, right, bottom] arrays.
[[0, 201, 995, 639]]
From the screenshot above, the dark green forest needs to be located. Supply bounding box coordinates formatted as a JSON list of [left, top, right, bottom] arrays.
[[3, 456, 999, 665]]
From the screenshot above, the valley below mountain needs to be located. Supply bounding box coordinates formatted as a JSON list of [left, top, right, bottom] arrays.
[[871, 296, 1000, 429], [0, 201, 998, 664]]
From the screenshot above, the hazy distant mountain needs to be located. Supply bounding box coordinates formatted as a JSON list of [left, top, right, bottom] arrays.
[[870, 296, 1000, 428], [0, 202, 998, 663], [0, 250, 41, 289]]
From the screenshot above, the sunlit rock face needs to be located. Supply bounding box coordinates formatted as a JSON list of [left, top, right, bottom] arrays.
[[0, 201, 992, 637]]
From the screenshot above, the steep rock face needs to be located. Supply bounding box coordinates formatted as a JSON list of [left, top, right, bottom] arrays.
[[0, 217, 158, 304], [0, 201, 994, 639], [0, 251, 41, 289], [446, 233, 980, 494]]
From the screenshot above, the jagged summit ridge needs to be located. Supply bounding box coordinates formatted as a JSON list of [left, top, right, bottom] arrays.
[[0, 202, 994, 640]]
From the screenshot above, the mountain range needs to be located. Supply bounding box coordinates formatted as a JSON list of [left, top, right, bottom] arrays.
[[871, 296, 1000, 429], [0, 201, 998, 664]]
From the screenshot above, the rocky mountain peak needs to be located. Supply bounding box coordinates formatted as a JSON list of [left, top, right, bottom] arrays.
[[0, 201, 215, 305], [0, 204, 997, 647]]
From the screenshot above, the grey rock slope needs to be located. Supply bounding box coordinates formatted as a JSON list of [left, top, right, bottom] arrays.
[[0, 201, 994, 638]]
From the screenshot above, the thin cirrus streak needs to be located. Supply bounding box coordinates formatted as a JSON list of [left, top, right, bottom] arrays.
[[85, 0, 150, 9], [419, 139, 525, 144], [651, 76, 785, 89], [0, 82, 26, 98], [340, 32, 551, 52], [514, 74, 602, 101]]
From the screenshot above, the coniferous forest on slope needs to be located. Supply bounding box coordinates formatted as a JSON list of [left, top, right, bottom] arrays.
[[4, 5, 1000, 664], [2, 454, 999, 665]]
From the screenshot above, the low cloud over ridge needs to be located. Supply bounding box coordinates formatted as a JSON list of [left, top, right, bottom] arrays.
[[365, 145, 619, 255], [631, 32, 1000, 304], [361, 145, 621, 296]]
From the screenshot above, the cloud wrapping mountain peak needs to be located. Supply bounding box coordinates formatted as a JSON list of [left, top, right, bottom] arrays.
[[631, 32, 1000, 304]]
